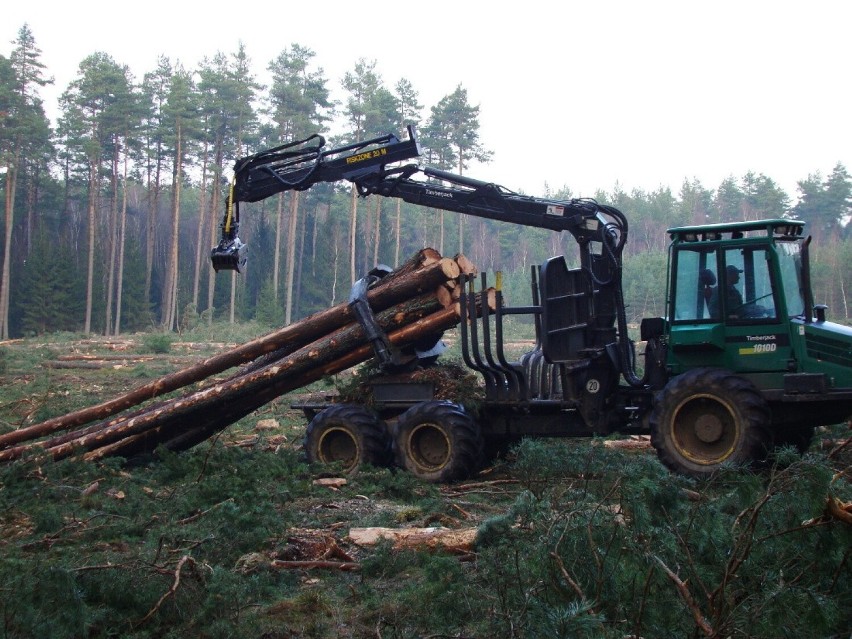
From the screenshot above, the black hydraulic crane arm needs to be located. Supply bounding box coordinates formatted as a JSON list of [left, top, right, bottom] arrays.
[[355, 164, 627, 251], [211, 125, 627, 270]]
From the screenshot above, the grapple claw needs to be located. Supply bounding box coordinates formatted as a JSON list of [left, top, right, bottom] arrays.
[[210, 238, 246, 272]]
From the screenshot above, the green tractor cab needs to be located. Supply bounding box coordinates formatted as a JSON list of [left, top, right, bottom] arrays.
[[643, 219, 852, 475]]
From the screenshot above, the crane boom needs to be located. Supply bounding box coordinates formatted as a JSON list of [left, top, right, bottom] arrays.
[[212, 126, 627, 270]]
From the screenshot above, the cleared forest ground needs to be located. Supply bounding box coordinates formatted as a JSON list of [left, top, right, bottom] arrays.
[[0, 332, 849, 638]]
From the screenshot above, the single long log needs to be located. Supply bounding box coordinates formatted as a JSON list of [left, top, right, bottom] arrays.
[[43, 361, 130, 370], [0, 252, 459, 450], [36, 292, 457, 462], [56, 354, 156, 362], [348, 526, 477, 554]]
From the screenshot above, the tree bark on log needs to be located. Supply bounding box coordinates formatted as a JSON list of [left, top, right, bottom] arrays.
[[348, 526, 477, 554], [0, 252, 459, 451]]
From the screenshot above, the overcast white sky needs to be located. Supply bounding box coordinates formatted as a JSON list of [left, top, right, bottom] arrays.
[[3, 0, 850, 200]]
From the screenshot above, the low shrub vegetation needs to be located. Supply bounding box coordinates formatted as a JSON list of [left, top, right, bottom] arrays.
[[0, 335, 849, 637], [0, 433, 848, 638]]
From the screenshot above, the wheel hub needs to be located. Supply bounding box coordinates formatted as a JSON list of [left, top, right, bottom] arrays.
[[318, 428, 358, 469], [672, 395, 738, 465], [409, 423, 450, 470], [694, 414, 724, 443]]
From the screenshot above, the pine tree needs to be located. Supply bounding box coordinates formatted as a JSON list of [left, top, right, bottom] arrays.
[[427, 84, 492, 253], [139, 55, 172, 309], [678, 177, 713, 226], [714, 175, 744, 223], [160, 64, 200, 331], [388, 78, 422, 266], [18, 234, 82, 334], [266, 44, 331, 324], [741, 171, 790, 221], [0, 25, 52, 339], [198, 45, 260, 325], [822, 162, 851, 239], [57, 52, 134, 333], [341, 58, 382, 285]]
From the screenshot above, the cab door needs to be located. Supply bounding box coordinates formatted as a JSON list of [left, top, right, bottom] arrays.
[[718, 246, 793, 381], [667, 245, 727, 373], [666, 244, 792, 382]]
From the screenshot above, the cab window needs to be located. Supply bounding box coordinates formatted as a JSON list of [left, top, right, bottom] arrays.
[[777, 241, 805, 318], [711, 247, 778, 322], [672, 248, 719, 322]]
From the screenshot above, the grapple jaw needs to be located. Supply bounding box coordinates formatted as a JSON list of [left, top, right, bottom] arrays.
[[210, 237, 247, 272]]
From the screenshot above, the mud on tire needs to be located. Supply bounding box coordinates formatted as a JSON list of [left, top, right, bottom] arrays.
[[649, 368, 771, 477], [393, 400, 484, 483], [304, 404, 391, 473]]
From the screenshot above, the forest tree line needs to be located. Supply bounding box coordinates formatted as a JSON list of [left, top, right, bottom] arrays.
[[1, 25, 850, 339]]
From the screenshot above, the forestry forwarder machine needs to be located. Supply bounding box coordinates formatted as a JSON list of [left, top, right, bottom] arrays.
[[211, 126, 852, 482]]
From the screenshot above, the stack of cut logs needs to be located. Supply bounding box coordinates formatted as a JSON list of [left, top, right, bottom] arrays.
[[0, 249, 490, 465]]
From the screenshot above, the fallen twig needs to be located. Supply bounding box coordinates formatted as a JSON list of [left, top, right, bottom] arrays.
[[177, 498, 234, 525], [270, 560, 360, 571], [136, 555, 196, 626], [652, 555, 713, 637]]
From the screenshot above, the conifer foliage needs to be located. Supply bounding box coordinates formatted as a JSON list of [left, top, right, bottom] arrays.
[[0, 430, 848, 638]]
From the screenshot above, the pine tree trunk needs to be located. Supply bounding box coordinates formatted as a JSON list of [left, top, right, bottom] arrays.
[[457, 158, 465, 253], [114, 149, 129, 334], [0, 159, 18, 340], [206, 144, 224, 323], [439, 210, 445, 256], [104, 140, 120, 336], [162, 127, 182, 330], [84, 159, 98, 334], [25, 164, 35, 258], [295, 198, 308, 319], [285, 191, 300, 325], [373, 197, 382, 267], [273, 192, 284, 303], [331, 225, 341, 305], [394, 199, 402, 268], [229, 271, 237, 324], [191, 139, 210, 310], [349, 186, 358, 286], [145, 143, 163, 310]]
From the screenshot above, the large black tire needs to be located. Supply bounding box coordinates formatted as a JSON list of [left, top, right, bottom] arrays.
[[393, 400, 484, 483], [649, 368, 771, 477], [304, 404, 391, 473]]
